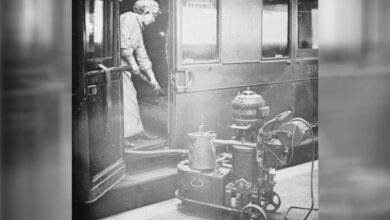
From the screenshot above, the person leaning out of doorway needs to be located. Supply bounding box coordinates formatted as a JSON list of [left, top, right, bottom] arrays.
[[120, 0, 161, 142]]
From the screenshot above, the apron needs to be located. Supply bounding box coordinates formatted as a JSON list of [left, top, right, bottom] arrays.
[[122, 71, 144, 137]]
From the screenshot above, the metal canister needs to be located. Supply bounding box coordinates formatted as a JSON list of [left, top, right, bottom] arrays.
[[231, 145, 258, 184], [232, 87, 269, 127], [188, 126, 217, 170]]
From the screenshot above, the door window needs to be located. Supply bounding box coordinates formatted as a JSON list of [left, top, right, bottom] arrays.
[[85, 0, 114, 69], [181, 0, 219, 64], [298, 0, 318, 49], [262, 0, 290, 59]]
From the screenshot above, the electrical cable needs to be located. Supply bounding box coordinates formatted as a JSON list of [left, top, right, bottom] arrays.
[[289, 125, 298, 163], [266, 118, 317, 220], [284, 118, 318, 220], [268, 148, 288, 166]]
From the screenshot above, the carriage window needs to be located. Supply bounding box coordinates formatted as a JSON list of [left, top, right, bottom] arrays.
[[298, 0, 318, 49], [262, 0, 290, 59], [85, 0, 114, 67], [181, 0, 219, 63]]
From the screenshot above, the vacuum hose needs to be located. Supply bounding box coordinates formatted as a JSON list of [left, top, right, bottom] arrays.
[[124, 148, 188, 157]]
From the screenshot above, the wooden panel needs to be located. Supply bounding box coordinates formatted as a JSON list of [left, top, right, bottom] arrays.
[[292, 60, 318, 123], [172, 82, 301, 149], [87, 77, 122, 177], [293, 59, 318, 78], [171, 60, 317, 148], [178, 62, 294, 92], [221, 0, 261, 63], [296, 49, 318, 58], [262, 83, 296, 117], [110, 79, 123, 153], [294, 80, 318, 123]]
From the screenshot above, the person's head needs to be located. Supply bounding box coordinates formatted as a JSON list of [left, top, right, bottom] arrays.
[[133, 0, 160, 26]]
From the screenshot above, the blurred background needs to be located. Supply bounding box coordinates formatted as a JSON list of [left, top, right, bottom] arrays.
[[1, 0, 71, 219], [1, 0, 390, 219], [319, 0, 390, 219]]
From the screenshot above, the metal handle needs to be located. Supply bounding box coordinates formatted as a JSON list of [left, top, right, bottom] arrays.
[[97, 63, 110, 72], [87, 85, 97, 96], [86, 65, 132, 76], [175, 69, 193, 93], [212, 139, 256, 148], [97, 64, 113, 129], [184, 69, 193, 91], [93, 64, 159, 91]]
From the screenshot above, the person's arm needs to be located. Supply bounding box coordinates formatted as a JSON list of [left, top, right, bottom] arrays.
[[120, 15, 141, 74], [134, 41, 161, 91], [120, 14, 161, 92], [121, 48, 141, 75]]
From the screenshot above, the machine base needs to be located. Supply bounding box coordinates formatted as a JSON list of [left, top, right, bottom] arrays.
[[177, 160, 232, 206]]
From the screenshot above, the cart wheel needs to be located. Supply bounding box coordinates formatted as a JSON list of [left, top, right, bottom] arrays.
[[259, 191, 281, 212], [240, 204, 267, 220]]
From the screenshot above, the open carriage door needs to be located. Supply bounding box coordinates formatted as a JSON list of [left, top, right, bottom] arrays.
[[73, 0, 126, 204]]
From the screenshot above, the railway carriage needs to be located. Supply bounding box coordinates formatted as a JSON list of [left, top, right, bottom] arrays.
[[72, 0, 318, 218]]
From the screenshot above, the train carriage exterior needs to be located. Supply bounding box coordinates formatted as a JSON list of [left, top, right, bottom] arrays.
[[72, 0, 318, 218]]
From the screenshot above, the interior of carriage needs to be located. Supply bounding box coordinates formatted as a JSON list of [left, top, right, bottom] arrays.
[[120, 0, 170, 148]]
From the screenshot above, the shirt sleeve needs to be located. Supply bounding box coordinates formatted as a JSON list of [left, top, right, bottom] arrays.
[[134, 40, 153, 71], [120, 14, 140, 71], [121, 48, 139, 72], [120, 14, 152, 72]]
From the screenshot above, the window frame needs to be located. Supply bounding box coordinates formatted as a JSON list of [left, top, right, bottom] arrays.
[[177, 0, 222, 66], [260, 0, 292, 61], [85, 0, 115, 71], [295, 0, 318, 59]]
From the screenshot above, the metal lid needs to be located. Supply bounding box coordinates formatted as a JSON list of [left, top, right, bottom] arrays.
[[188, 123, 216, 138], [188, 131, 216, 138], [232, 87, 265, 107]]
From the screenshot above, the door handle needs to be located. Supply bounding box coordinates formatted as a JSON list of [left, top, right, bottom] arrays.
[[85, 65, 132, 76], [97, 64, 113, 129], [98, 63, 111, 75], [175, 69, 193, 93], [184, 69, 193, 91], [87, 85, 97, 96]]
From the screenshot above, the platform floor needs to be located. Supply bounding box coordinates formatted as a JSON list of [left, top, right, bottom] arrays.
[[103, 161, 318, 220]]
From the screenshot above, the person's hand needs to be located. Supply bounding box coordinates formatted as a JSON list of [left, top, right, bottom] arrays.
[[150, 77, 163, 95], [150, 77, 160, 90], [145, 69, 164, 95], [132, 68, 142, 77]]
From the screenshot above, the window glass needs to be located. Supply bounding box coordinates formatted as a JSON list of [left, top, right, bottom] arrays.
[[86, 0, 104, 58], [262, 0, 290, 59], [298, 0, 318, 49], [182, 0, 219, 63]]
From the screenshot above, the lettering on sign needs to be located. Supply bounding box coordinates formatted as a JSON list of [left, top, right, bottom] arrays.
[[306, 64, 318, 74], [186, 2, 214, 9], [234, 109, 257, 116]]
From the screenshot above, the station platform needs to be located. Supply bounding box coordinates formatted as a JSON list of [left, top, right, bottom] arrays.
[[103, 161, 318, 220]]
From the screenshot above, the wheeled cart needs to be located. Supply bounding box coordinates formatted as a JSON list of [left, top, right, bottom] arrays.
[[176, 160, 283, 220]]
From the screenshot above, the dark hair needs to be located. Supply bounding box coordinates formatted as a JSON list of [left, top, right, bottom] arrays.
[[119, 0, 137, 15]]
